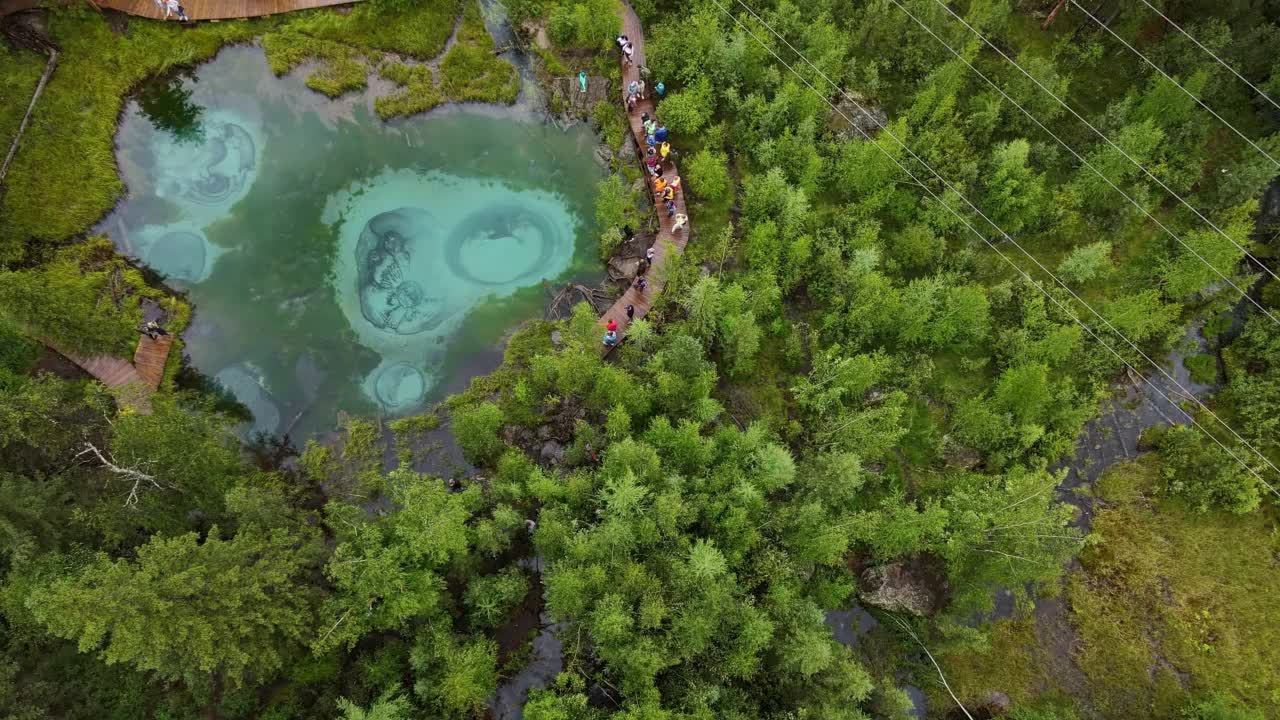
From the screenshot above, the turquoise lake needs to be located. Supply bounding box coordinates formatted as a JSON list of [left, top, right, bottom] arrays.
[[100, 45, 604, 438]]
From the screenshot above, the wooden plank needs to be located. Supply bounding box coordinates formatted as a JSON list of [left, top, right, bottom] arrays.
[[597, 2, 694, 353], [94, 0, 365, 21]]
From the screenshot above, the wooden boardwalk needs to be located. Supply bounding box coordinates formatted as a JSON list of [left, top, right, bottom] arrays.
[[91, 0, 362, 21], [59, 334, 174, 413], [598, 1, 691, 345]]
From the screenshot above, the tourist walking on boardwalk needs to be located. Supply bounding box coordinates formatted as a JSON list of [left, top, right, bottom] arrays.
[[659, 141, 671, 163], [645, 247, 655, 265], [607, 318, 618, 333], [603, 329, 619, 346], [673, 213, 688, 233], [645, 150, 660, 175], [616, 34, 629, 50], [654, 125, 668, 143], [643, 117, 657, 137], [655, 81, 665, 98], [627, 93, 637, 113], [140, 320, 168, 340], [628, 80, 639, 97], [164, 0, 188, 21], [634, 276, 648, 293], [637, 79, 647, 99], [626, 304, 635, 320], [622, 41, 635, 65]]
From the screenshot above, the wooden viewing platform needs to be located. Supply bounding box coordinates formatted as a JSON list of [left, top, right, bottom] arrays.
[[89, 0, 362, 21], [58, 334, 174, 414], [597, 1, 691, 347]]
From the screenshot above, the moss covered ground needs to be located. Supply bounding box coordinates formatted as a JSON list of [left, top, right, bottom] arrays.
[[940, 457, 1280, 718], [0, 45, 46, 156]]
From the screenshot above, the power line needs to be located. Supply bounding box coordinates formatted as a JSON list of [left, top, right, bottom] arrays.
[[701, 0, 1280, 498], [1135, 0, 1280, 114], [929, 0, 1280, 291], [1070, 0, 1280, 170], [909, 0, 1280, 329]]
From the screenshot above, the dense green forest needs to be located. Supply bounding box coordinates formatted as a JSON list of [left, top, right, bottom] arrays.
[[0, 0, 1278, 717]]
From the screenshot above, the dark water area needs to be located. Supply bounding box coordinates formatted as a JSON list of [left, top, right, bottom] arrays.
[[99, 45, 604, 440], [1051, 322, 1217, 533]]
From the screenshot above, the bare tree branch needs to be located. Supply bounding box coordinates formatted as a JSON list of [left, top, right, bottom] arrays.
[[76, 442, 165, 507]]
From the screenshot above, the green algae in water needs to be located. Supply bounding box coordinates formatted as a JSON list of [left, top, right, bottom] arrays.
[[102, 46, 603, 438]]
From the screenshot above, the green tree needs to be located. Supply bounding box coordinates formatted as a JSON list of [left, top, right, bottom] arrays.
[[29, 525, 318, 687], [1148, 425, 1260, 514], [685, 149, 732, 207], [453, 402, 505, 465], [982, 139, 1045, 234]]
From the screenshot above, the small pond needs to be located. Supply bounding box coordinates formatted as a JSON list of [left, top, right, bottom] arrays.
[[100, 45, 604, 438]]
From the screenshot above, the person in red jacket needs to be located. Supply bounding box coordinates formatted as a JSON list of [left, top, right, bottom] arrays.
[[607, 318, 618, 333]]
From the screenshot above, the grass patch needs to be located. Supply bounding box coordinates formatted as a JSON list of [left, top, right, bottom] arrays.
[[1183, 353, 1218, 386], [0, 7, 261, 261], [439, 0, 519, 104], [0, 45, 46, 155], [941, 457, 1280, 718], [273, 0, 463, 59], [260, 32, 368, 97], [1070, 458, 1280, 717], [939, 617, 1073, 711], [374, 62, 444, 119]]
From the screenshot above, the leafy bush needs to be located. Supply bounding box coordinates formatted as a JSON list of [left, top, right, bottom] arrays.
[[1057, 241, 1113, 284], [1146, 425, 1260, 514], [658, 77, 714, 136], [465, 568, 529, 628], [547, 0, 619, 50], [453, 402, 506, 465], [685, 149, 732, 207]]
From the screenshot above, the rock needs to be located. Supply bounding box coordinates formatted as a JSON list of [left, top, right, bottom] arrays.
[[631, 177, 648, 194], [608, 256, 641, 281], [617, 136, 637, 163], [539, 440, 565, 466], [593, 146, 612, 168], [942, 439, 981, 469], [537, 424, 552, 440], [828, 93, 889, 140], [982, 691, 1012, 716], [550, 329, 563, 347], [859, 555, 949, 616]]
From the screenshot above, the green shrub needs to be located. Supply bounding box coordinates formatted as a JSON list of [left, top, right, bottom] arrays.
[[452, 402, 506, 466], [464, 568, 529, 628], [1146, 424, 1260, 514], [546, 0, 619, 50], [685, 149, 732, 207], [1184, 353, 1218, 385], [658, 77, 713, 136]]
